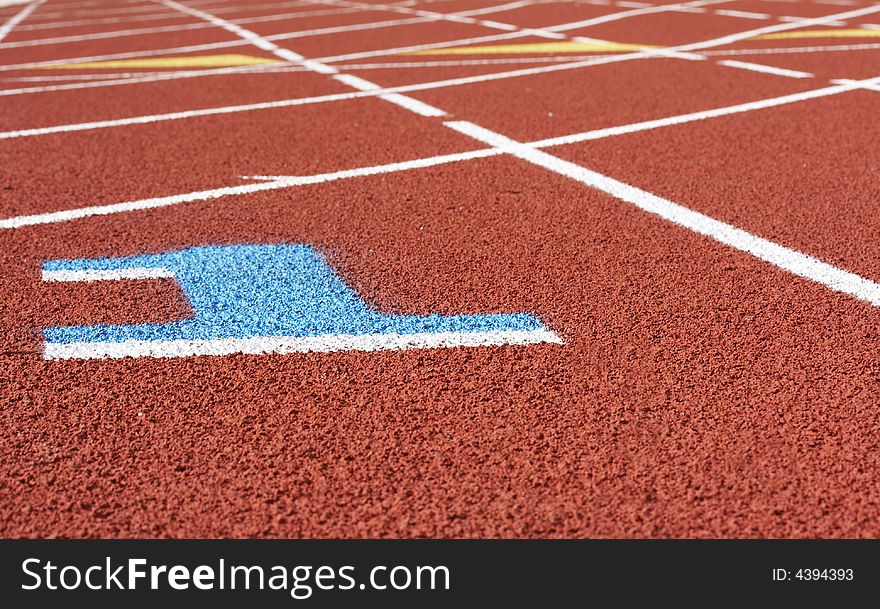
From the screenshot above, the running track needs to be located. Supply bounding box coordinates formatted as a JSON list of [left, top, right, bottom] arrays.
[[2, 0, 879, 537]]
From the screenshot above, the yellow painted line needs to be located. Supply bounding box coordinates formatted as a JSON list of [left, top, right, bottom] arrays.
[[754, 28, 880, 40], [36, 54, 285, 70], [405, 41, 657, 56]]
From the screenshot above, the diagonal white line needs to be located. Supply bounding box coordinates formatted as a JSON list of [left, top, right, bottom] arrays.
[[444, 120, 880, 307], [0, 0, 44, 42], [4, 74, 879, 229], [4, 0, 875, 136]]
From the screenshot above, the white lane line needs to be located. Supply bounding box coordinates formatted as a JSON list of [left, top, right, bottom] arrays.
[[0, 38, 253, 72], [12, 40, 872, 92], [17, 10, 194, 31], [0, 3, 866, 130], [538, 0, 730, 33], [333, 72, 446, 115], [703, 41, 880, 56], [0, 0, 714, 70], [0, 148, 500, 228], [0, 180, 292, 228], [674, 3, 880, 52], [0, 20, 224, 48], [715, 9, 771, 19], [1, 1, 831, 135], [43, 328, 564, 360], [0, 63, 298, 96], [778, 14, 846, 26], [717, 59, 813, 78], [0, 0, 530, 49], [16, 5, 369, 32], [22, 0, 337, 28], [157, 0, 338, 74], [5, 74, 879, 229], [160, 0, 445, 115], [0, 7, 442, 50], [315, 30, 535, 63], [445, 119, 880, 307], [831, 77, 880, 92], [0, 0, 44, 42], [0, 0, 715, 65], [42, 267, 175, 282], [0, 6, 870, 140], [528, 77, 880, 147], [0, 63, 305, 97]]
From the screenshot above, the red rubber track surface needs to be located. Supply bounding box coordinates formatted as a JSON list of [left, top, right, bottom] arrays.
[[1, 0, 879, 538]]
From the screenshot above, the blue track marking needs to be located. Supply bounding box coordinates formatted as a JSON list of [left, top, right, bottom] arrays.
[[42, 244, 555, 353]]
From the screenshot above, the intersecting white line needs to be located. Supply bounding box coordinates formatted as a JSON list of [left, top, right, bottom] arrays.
[[157, 0, 448, 115], [0, 0, 532, 48], [4, 74, 879, 229], [7, 0, 875, 138], [5, 41, 879, 89], [0, 0, 44, 42], [6, 0, 880, 315], [444, 120, 880, 307], [717, 59, 813, 78]]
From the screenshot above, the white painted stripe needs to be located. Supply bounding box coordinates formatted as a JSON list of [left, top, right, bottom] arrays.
[[0, 20, 220, 48], [4, 1, 864, 136], [316, 30, 531, 63], [0, 0, 44, 43], [20, 2, 355, 30], [541, 0, 730, 33], [0, 180, 290, 228], [0, 39, 253, 72], [333, 72, 382, 90], [43, 328, 564, 360], [831, 77, 880, 92], [778, 15, 846, 26], [161, 0, 449, 116], [0, 148, 499, 228], [333, 73, 446, 115], [243, 147, 498, 183], [7, 74, 880, 230], [17, 10, 193, 31], [42, 267, 175, 282], [0, 63, 297, 96], [376, 92, 447, 116], [17, 48, 844, 96], [717, 59, 813, 78], [714, 9, 771, 20], [0, 43, 823, 140], [445, 120, 880, 307], [477, 19, 518, 31], [528, 78, 880, 148], [0, 4, 866, 156], [0, 0, 726, 71], [669, 6, 706, 13], [0, 6, 443, 50], [157, 0, 339, 75], [675, 4, 880, 52], [703, 41, 880, 56]]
